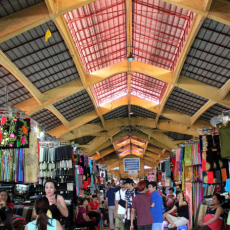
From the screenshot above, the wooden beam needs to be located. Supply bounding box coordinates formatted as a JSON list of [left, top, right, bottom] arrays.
[[173, 14, 205, 83], [161, 0, 230, 26], [0, 50, 43, 104], [140, 127, 179, 150], [190, 100, 216, 125], [218, 79, 230, 100], [46, 104, 69, 128], [0, 0, 97, 43], [203, 0, 213, 11]]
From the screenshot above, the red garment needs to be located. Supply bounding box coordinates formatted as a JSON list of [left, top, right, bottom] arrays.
[[202, 151, 207, 171], [99, 177, 104, 185], [171, 158, 176, 180], [76, 207, 87, 224], [7, 202, 14, 209], [146, 191, 151, 195], [203, 214, 222, 230], [84, 181, 87, 189], [158, 192, 162, 195], [88, 201, 99, 211], [87, 177, 91, 185], [207, 171, 214, 184]]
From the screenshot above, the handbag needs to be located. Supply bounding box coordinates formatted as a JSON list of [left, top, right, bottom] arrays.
[[118, 190, 126, 208]]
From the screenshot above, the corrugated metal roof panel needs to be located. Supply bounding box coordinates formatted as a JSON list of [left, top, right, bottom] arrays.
[[182, 18, 230, 88], [53, 89, 95, 122], [164, 131, 192, 140], [103, 105, 128, 120], [131, 105, 157, 119], [0, 0, 43, 18], [165, 87, 208, 116], [199, 103, 230, 122], [0, 21, 79, 93], [31, 108, 62, 131], [0, 64, 32, 107]]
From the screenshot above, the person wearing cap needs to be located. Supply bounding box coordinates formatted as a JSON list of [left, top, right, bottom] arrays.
[[124, 178, 136, 230], [114, 178, 127, 230], [106, 182, 116, 230], [88, 195, 101, 226]]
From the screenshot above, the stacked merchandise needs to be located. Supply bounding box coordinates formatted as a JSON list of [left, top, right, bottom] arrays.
[[201, 134, 228, 184], [38, 144, 74, 199]]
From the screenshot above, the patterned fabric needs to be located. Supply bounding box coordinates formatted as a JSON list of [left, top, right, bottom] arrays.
[[125, 189, 136, 220], [184, 145, 192, 166], [76, 207, 87, 224], [115, 214, 125, 230]]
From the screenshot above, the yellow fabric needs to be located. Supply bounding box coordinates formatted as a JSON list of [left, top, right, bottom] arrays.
[[47, 209, 52, 218], [45, 30, 52, 42]]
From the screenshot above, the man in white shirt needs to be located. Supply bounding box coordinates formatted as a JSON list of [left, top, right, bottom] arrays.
[[114, 178, 127, 230]]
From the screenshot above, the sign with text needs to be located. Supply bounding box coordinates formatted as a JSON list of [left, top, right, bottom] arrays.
[[123, 158, 140, 171], [128, 170, 138, 175]]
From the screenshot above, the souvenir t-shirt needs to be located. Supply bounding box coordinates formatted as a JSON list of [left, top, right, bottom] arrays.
[[99, 177, 104, 185], [125, 189, 136, 220], [150, 191, 163, 223], [115, 189, 127, 215]]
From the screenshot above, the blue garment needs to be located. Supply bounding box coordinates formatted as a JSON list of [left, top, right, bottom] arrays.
[[27, 219, 57, 230], [137, 192, 145, 195], [106, 188, 116, 206], [226, 178, 230, 193], [152, 223, 162, 230], [150, 191, 163, 223]]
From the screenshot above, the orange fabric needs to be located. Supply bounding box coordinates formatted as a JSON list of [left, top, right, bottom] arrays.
[[221, 168, 227, 182]]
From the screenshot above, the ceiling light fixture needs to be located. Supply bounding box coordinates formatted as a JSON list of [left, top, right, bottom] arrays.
[[126, 53, 135, 62], [129, 111, 134, 115]]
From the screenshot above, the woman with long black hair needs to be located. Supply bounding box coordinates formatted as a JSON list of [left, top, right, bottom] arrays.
[[0, 206, 14, 230], [25, 196, 62, 230], [0, 190, 14, 210], [32, 180, 68, 221]]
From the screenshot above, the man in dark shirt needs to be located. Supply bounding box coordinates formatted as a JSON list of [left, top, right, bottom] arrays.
[[106, 183, 116, 230]]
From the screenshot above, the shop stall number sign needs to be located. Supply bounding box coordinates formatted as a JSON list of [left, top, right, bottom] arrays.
[[123, 158, 140, 171], [128, 170, 138, 175]]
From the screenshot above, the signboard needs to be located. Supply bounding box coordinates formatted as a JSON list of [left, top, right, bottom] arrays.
[[128, 170, 138, 175], [123, 158, 140, 171]]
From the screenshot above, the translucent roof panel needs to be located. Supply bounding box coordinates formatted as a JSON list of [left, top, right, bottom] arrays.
[[0, 64, 32, 107], [92, 73, 127, 105], [131, 72, 167, 104], [132, 0, 194, 71], [0, 21, 79, 93], [64, 0, 126, 73], [181, 19, 230, 88], [0, 0, 43, 18]]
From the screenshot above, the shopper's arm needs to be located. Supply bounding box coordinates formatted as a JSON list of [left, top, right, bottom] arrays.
[[163, 205, 177, 217], [56, 195, 69, 217], [56, 220, 63, 230], [115, 200, 119, 218], [130, 208, 136, 230], [178, 193, 187, 207], [32, 209, 37, 219]]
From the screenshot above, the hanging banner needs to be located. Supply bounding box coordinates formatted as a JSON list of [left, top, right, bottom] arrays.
[[123, 158, 140, 171]]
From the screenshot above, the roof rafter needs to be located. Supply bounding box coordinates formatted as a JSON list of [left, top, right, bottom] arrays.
[[161, 0, 230, 26], [0, 0, 97, 43]]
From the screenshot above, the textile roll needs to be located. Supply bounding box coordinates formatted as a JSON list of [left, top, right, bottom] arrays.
[[196, 204, 208, 226], [25, 133, 38, 183], [186, 182, 193, 230]]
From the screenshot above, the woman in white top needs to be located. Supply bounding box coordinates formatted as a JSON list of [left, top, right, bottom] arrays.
[[25, 196, 62, 230]]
